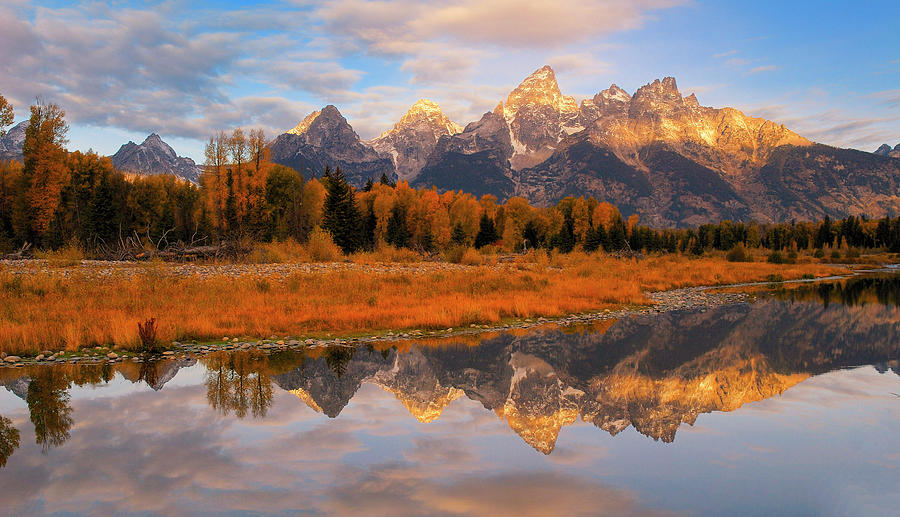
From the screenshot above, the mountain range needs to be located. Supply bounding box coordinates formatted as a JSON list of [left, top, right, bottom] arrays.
[[2, 66, 898, 226], [271, 65, 900, 226]]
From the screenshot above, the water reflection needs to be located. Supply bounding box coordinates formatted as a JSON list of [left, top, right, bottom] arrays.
[[0, 415, 18, 467], [775, 274, 900, 307], [0, 274, 899, 462]]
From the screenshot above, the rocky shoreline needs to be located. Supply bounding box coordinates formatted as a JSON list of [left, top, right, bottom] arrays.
[[0, 258, 487, 280]]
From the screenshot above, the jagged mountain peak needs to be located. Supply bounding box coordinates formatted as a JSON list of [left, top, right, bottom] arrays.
[[493, 65, 583, 170], [369, 99, 462, 181], [110, 133, 200, 183], [599, 84, 632, 102], [270, 104, 395, 186], [287, 105, 347, 136], [139, 132, 177, 159], [501, 65, 579, 116], [630, 76, 685, 114], [382, 99, 462, 137]]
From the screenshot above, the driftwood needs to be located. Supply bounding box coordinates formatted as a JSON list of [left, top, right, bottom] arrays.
[[1, 242, 32, 260], [92, 226, 251, 262]]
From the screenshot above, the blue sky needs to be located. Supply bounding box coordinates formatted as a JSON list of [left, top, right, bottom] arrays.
[[1, 0, 898, 162]]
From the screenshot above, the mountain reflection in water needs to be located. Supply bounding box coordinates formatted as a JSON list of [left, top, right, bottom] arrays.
[[0, 274, 898, 466]]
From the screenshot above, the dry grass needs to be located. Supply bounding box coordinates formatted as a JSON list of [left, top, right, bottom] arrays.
[[0, 253, 848, 354], [33, 243, 85, 266]]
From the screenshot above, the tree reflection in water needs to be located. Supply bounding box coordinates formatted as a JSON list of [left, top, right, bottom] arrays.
[[0, 415, 20, 468], [202, 350, 307, 419], [26, 368, 73, 452]]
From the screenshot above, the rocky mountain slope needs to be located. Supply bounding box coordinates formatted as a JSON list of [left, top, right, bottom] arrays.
[[269, 105, 395, 186], [0, 121, 26, 162], [110, 134, 202, 183]]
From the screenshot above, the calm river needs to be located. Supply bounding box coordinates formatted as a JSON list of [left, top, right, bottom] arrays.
[[1, 276, 899, 516]]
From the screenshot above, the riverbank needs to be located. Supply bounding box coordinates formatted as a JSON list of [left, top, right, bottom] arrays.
[[0, 253, 850, 357]]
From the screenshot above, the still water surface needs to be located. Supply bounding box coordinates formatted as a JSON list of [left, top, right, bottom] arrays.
[[1, 276, 899, 516]]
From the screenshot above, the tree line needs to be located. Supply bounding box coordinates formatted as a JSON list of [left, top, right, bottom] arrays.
[[2, 96, 900, 258]]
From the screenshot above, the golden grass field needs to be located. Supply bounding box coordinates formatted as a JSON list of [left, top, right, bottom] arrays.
[[0, 250, 849, 355]]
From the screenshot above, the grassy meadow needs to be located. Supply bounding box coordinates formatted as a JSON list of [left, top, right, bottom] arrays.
[[0, 247, 850, 355]]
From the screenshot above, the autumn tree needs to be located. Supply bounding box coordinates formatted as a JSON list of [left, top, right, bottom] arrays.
[[265, 164, 304, 240], [299, 178, 326, 240], [202, 131, 229, 233], [16, 100, 69, 243], [0, 93, 13, 137]]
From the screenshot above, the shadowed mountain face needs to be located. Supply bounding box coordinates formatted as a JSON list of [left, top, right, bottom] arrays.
[[3, 276, 900, 456]]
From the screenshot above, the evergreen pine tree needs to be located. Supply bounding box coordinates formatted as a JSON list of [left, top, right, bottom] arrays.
[[385, 204, 411, 248], [608, 218, 627, 251], [550, 213, 575, 253], [417, 226, 435, 253], [379, 172, 395, 187], [451, 222, 468, 245], [522, 220, 541, 250], [152, 197, 176, 247], [362, 177, 374, 192], [583, 226, 602, 252], [87, 173, 118, 247], [474, 214, 499, 248], [363, 206, 377, 251], [815, 216, 833, 248], [224, 168, 237, 236], [322, 166, 362, 254]]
